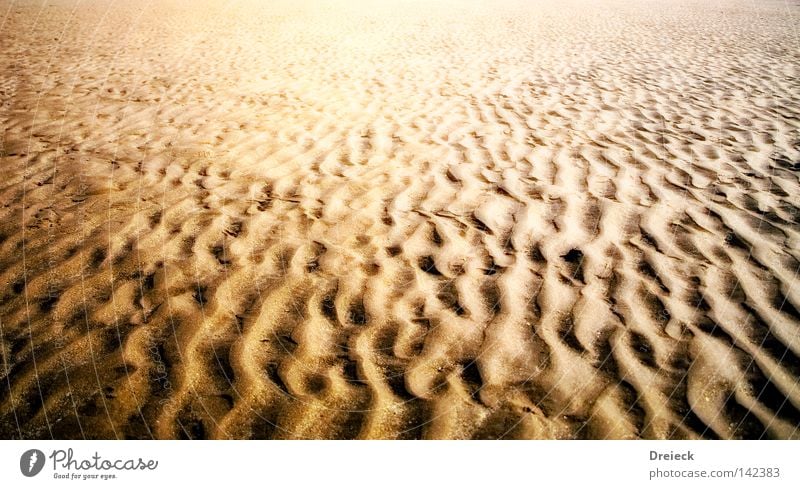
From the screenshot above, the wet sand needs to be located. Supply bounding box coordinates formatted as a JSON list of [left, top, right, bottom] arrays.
[[0, 0, 799, 439]]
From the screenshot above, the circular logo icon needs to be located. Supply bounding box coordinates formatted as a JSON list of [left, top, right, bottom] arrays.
[[20, 449, 45, 477]]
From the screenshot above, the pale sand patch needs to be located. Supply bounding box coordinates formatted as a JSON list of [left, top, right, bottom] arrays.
[[0, 0, 798, 439]]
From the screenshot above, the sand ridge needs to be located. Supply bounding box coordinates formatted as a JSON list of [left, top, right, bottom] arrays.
[[0, 0, 799, 439]]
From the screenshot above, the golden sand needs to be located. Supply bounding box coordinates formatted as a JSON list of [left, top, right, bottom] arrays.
[[1, 0, 799, 439]]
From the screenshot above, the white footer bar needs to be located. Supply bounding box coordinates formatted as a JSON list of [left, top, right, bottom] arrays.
[[1, 441, 796, 488]]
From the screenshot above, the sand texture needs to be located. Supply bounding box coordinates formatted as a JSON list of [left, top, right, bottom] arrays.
[[1, 0, 799, 439]]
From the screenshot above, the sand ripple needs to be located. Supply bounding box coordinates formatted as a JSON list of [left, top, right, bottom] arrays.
[[1, 0, 799, 439]]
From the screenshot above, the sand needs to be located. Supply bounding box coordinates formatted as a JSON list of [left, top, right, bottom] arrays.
[[0, 0, 798, 440]]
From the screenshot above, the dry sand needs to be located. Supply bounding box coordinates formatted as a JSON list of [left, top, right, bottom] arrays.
[[0, 0, 799, 439]]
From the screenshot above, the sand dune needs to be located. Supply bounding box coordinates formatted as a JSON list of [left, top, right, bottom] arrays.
[[1, 0, 799, 439]]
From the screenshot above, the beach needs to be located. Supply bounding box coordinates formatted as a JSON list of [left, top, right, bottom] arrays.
[[0, 0, 799, 439]]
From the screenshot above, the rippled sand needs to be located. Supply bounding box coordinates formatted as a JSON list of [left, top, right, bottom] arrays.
[[1, 0, 799, 439]]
